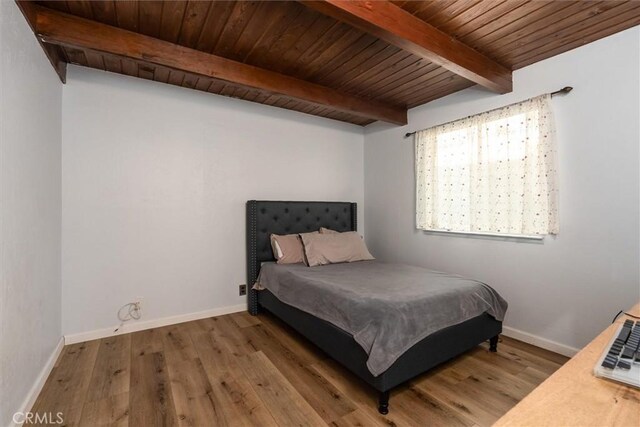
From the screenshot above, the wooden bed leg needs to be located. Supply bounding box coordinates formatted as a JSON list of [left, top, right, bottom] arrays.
[[378, 390, 390, 415], [489, 335, 499, 352]]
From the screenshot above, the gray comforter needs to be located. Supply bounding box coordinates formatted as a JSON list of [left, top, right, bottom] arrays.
[[256, 261, 507, 376]]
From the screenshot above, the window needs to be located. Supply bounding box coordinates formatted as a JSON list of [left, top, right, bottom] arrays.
[[415, 94, 558, 236]]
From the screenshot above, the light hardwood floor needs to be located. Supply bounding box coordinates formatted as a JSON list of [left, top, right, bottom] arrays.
[[29, 311, 568, 426]]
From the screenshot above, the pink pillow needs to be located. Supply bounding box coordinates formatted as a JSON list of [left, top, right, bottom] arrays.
[[319, 227, 339, 234], [300, 232, 374, 267], [270, 233, 305, 264], [270, 232, 319, 264]]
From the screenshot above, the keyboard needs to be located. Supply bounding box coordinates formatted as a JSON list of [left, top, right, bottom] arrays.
[[594, 319, 640, 388]]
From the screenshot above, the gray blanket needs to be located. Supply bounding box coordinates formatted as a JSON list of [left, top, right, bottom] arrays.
[[256, 261, 507, 376]]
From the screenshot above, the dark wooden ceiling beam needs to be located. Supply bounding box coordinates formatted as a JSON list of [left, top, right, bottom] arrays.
[[15, 1, 67, 83], [32, 5, 407, 125], [301, 0, 513, 94]]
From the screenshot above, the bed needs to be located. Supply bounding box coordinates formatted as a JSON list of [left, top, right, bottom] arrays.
[[246, 200, 504, 414]]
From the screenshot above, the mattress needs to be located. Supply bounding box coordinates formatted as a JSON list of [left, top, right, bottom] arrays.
[[256, 260, 508, 376]]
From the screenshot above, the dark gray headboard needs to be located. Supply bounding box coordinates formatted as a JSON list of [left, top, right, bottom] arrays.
[[246, 200, 357, 314]]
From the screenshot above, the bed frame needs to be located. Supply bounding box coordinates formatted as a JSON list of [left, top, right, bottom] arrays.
[[246, 200, 501, 414]]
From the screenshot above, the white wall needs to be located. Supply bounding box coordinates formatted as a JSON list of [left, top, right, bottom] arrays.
[[364, 27, 640, 353], [61, 66, 364, 336], [0, 2, 63, 425]]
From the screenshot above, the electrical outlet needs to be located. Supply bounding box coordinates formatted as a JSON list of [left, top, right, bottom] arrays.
[[239, 284, 247, 296]]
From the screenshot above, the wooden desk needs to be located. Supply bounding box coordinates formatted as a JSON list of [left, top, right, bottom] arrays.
[[495, 304, 640, 427]]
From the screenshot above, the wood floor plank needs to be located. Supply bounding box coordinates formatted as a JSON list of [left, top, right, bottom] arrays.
[[161, 324, 198, 365], [329, 408, 389, 427], [130, 328, 164, 358], [191, 322, 278, 426], [211, 314, 259, 357], [31, 341, 100, 426], [427, 358, 522, 415], [181, 316, 219, 336], [190, 330, 239, 379], [85, 335, 131, 402], [414, 374, 504, 426], [207, 372, 280, 426], [500, 336, 569, 366], [31, 311, 567, 427], [516, 366, 551, 387], [458, 355, 538, 400], [394, 385, 475, 427], [165, 358, 222, 426], [497, 341, 566, 375], [228, 311, 262, 328], [238, 351, 327, 426], [312, 358, 413, 426], [78, 392, 129, 427], [129, 351, 178, 427], [242, 324, 358, 423], [457, 374, 520, 414], [469, 346, 530, 375]]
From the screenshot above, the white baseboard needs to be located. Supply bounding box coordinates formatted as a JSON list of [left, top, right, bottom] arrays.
[[64, 304, 246, 345], [502, 325, 580, 357], [11, 337, 65, 427]]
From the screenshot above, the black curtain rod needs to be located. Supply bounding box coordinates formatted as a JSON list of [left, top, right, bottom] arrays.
[[404, 86, 573, 138]]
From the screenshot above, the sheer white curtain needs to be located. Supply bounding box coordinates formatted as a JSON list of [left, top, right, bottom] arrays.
[[415, 94, 558, 236]]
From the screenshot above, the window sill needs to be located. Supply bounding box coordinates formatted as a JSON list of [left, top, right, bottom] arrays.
[[422, 229, 545, 241]]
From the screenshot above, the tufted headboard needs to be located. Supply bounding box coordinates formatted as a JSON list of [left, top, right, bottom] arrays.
[[246, 200, 357, 315]]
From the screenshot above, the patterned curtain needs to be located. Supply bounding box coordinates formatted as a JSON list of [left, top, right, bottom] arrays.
[[415, 94, 558, 235]]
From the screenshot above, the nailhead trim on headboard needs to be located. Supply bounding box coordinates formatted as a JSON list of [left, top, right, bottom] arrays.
[[246, 200, 259, 315], [351, 203, 357, 232]]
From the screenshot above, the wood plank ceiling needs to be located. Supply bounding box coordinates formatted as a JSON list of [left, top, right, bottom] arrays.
[[20, 0, 640, 126]]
